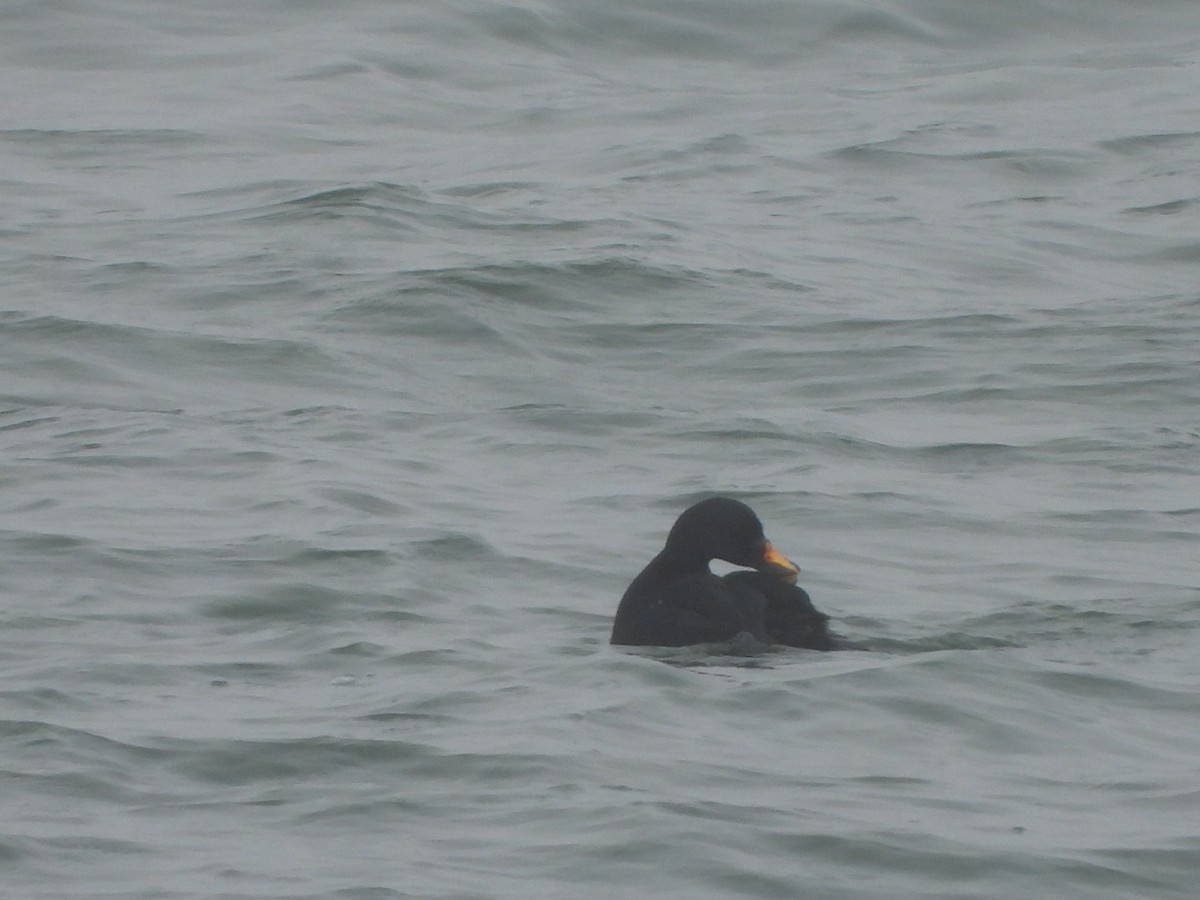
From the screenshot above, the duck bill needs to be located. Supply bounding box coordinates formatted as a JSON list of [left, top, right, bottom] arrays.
[[760, 541, 800, 584]]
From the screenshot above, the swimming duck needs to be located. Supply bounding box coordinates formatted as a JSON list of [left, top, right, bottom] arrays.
[[610, 497, 836, 649]]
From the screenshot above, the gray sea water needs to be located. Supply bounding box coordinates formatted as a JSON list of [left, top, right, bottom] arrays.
[[3, 1, 1200, 897]]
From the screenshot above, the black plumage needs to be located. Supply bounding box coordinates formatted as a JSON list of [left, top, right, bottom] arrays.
[[610, 497, 836, 650]]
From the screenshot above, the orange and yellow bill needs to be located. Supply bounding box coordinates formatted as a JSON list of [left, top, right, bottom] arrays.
[[761, 541, 800, 584]]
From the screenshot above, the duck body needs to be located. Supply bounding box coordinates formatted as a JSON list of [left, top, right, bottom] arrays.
[[610, 497, 836, 650], [611, 557, 771, 646]]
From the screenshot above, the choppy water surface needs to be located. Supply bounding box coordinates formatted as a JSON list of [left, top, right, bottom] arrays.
[[3, 1, 1199, 898]]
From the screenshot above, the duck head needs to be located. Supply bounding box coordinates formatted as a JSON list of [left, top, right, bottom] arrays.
[[664, 497, 800, 583]]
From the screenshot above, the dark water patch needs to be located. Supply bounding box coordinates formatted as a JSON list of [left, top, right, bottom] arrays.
[[325, 256, 701, 341], [1, 719, 166, 769], [1, 529, 92, 553], [248, 183, 426, 230], [1123, 198, 1198, 216], [360, 709, 454, 728], [1028, 669, 1200, 711], [863, 632, 1020, 653], [911, 376, 1195, 408], [408, 532, 499, 564], [839, 593, 1197, 655], [166, 732, 566, 799], [292, 796, 434, 826], [195, 661, 297, 686], [661, 420, 802, 445], [470, 0, 1063, 66], [377, 647, 493, 672], [498, 403, 666, 437], [553, 321, 738, 361], [0, 313, 355, 409], [1045, 507, 1183, 525], [478, 2, 751, 62], [800, 429, 976, 466], [910, 440, 1029, 467], [321, 291, 511, 344], [1143, 240, 1200, 263], [1085, 848, 1200, 900], [1101, 130, 1200, 156], [0, 614, 79, 631], [155, 541, 399, 584], [202, 584, 361, 624], [831, 139, 1100, 181], [407, 749, 566, 789], [642, 649, 778, 671], [0, 837, 22, 863], [19, 834, 155, 860], [365, 607, 433, 627], [6, 765, 175, 808], [325, 889, 409, 900], [0, 411, 61, 433], [438, 180, 542, 199], [420, 261, 609, 309], [314, 489, 402, 517], [326, 641, 388, 658], [0, 688, 80, 712], [0, 127, 209, 162], [615, 632, 869, 671], [385, 685, 534, 722], [204, 180, 590, 240], [770, 831, 1178, 898], [29, 449, 179, 470], [164, 736, 432, 787]]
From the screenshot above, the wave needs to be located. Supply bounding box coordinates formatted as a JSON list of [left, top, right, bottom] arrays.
[[465, 0, 1200, 63]]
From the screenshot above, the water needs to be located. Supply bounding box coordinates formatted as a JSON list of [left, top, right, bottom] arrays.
[[3, 1, 1199, 897]]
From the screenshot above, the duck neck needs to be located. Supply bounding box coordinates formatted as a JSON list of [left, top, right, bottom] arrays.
[[652, 545, 712, 575]]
